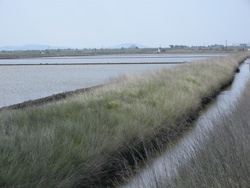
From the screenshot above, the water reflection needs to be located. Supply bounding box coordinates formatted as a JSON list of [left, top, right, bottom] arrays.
[[121, 60, 250, 188]]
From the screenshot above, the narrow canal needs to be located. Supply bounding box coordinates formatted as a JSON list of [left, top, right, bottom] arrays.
[[119, 59, 250, 188]]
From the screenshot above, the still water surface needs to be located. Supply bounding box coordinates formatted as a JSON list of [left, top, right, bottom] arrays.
[[0, 54, 226, 108], [0, 54, 224, 65], [0, 64, 175, 108]]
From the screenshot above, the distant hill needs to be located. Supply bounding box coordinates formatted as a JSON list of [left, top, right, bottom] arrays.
[[111, 43, 149, 49], [0, 44, 69, 51]]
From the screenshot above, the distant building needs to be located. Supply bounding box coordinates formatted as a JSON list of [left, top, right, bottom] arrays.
[[240, 44, 248, 48], [157, 47, 165, 53], [209, 44, 224, 48], [169, 45, 188, 49]]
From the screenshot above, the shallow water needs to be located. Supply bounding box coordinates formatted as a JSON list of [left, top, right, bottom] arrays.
[[0, 54, 224, 108], [0, 54, 224, 65], [120, 60, 250, 188], [0, 64, 175, 108]]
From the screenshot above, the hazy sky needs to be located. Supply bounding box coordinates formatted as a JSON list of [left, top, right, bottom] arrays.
[[0, 0, 250, 48]]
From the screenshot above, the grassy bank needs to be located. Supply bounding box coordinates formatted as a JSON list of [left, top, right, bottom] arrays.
[[0, 48, 157, 59], [0, 47, 240, 59], [155, 70, 250, 188], [0, 53, 249, 187]]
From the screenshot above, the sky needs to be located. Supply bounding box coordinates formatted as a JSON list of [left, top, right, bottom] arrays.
[[0, 0, 250, 48]]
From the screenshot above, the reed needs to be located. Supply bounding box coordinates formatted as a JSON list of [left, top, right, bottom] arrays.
[[0, 53, 249, 187], [162, 78, 250, 188]]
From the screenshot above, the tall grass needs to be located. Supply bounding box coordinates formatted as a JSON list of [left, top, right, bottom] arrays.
[[161, 76, 250, 188], [119, 60, 250, 188], [0, 53, 249, 187]]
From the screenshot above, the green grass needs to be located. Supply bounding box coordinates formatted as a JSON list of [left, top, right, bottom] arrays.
[[159, 73, 250, 188], [0, 47, 242, 59], [0, 48, 158, 59], [0, 53, 249, 187]]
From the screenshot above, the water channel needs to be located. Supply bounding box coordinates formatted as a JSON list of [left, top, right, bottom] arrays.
[[120, 59, 250, 188]]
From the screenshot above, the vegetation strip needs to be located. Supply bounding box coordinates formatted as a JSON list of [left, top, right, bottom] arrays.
[[0, 48, 236, 59], [0, 62, 184, 66], [0, 53, 249, 188], [0, 85, 103, 111], [163, 68, 250, 188]]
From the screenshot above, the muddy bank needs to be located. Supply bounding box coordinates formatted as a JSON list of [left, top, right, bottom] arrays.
[[120, 60, 250, 188], [73, 59, 249, 188], [0, 65, 234, 112], [0, 55, 249, 188], [0, 62, 184, 66], [0, 85, 103, 111]]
